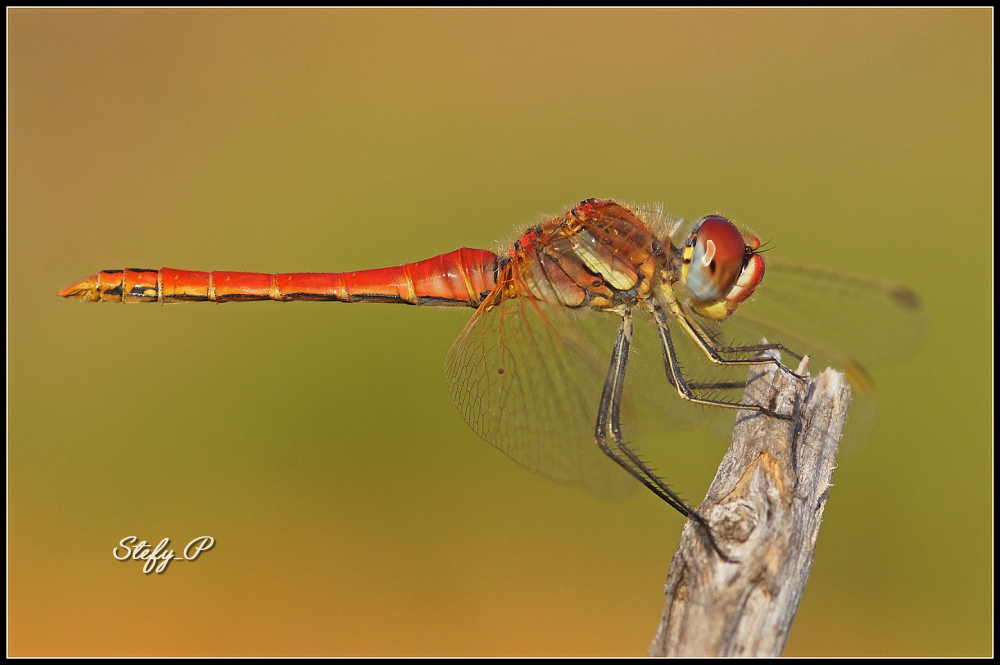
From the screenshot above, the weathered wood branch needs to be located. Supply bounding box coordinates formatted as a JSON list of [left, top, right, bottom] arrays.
[[648, 354, 851, 657]]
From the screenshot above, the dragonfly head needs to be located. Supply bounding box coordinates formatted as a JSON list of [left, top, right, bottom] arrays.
[[681, 215, 765, 321]]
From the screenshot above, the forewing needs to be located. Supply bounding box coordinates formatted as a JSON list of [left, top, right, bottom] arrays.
[[676, 259, 926, 443], [736, 258, 926, 374], [445, 292, 635, 496]]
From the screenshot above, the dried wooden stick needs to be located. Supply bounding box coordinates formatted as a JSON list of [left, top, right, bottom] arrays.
[[648, 353, 851, 657]]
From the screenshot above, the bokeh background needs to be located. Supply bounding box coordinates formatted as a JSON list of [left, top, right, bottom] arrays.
[[9, 9, 991, 657]]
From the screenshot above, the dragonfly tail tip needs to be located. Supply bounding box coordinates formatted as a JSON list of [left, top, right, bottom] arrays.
[[57, 276, 100, 301]]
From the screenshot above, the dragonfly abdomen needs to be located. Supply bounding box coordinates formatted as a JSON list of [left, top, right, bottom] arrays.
[[58, 248, 499, 307]]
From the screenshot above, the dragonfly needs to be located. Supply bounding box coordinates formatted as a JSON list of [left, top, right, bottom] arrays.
[[59, 198, 923, 558]]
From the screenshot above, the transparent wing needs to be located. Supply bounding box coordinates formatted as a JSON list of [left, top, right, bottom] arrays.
[[445, 290, 636, 496], [664, 214, 925, 373], [735, 258, 926, 374], [629, 259, 927, 443]]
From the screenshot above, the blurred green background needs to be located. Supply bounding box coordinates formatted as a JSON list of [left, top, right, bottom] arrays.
[[8, 9, 991, 657]]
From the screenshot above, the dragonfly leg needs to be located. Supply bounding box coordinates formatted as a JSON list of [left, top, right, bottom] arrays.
[[595, 309, 733, 562], [653, 306, 795, 421], [660, 285, 806, 381]]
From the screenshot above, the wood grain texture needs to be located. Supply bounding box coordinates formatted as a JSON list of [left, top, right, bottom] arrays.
[[649, 353, 851, 657]]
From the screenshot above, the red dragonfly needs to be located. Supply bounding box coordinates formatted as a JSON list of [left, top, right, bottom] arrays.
[[59, 198, 922, 557]]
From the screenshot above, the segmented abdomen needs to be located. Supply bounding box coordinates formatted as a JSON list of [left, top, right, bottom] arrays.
[[58, 248, 499, 308]]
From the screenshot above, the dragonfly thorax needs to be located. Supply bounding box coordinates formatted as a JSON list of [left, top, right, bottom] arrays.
[[506, 199, 666, 312]]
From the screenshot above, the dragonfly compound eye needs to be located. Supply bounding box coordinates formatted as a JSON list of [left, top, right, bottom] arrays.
[[685, 216, 749, 304]]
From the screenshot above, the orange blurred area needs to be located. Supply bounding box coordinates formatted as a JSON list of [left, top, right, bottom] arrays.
[[9, 8, 991, 656]]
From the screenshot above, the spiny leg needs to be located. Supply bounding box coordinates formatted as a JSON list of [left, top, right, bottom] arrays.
[[653, 306, 795, 421], [660, 284, 805, 380], [658, 359, 749, 393], [594, 309, 733, 561], [594, 311, 686, 514], [685, 310, 803, 361]]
